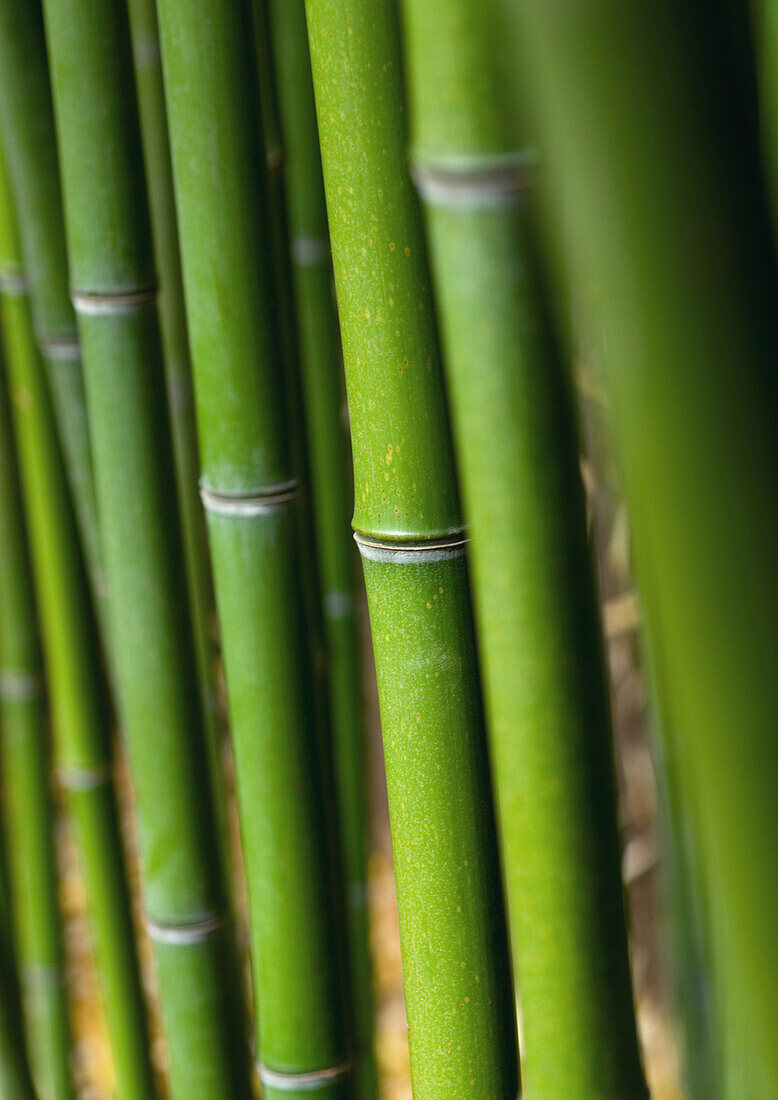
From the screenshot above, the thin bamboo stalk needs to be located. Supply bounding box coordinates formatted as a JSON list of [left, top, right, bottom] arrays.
[[0, 868, 37, 1100], [38, 0, 253, 1094], [125, 0, 234, 906], [258, 1, 375, 1090], [153, 0, 352, 1095], [304, 2, 519, 1096], [0, 345, 72, 1098], [398, 4, 646, 1096], [0, 2, 109, 651], [0, 143, 155, 1100], [511, 1, 778, 1094]]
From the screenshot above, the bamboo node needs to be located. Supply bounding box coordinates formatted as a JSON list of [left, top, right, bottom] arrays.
[[354, 531, 469, 563], [70, 286, 158, 315], [256, 1059, 353, 1091], [200, 482, 299, 516], [0, 268, 30, 296], [144, 911, 226, 945], [412, 156, 537, 209], [0, 667, 45, 701], [57, 763, 113, 792], [36, 331, 82, 360], [324, 590, 355, 620], [19, 963, 66, 991], [292, 236, 329, 267]]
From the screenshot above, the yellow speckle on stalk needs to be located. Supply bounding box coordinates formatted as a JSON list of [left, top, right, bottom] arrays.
[[389, 242, 395, 250]]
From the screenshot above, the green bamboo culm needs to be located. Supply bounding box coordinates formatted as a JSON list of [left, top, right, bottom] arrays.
[[0, 856, 37, 1100], [511, 1, 778, 1096], [398, 4, 646, 1097], [0, 0, 109, 655], [261, 1, 375, 1091], [304, 3, 519, 1097], [0, 141, 155, 1100], [125, 0, 234, 902], [153, 0, 352, 1095], [38, 0, 253, 1095], [0, 345, 72, 1098]]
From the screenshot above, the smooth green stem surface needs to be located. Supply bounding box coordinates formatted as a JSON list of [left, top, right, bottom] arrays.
[[0, 348, 72, 1100], [39, 1, 252, 1095], [399, 4, 646, 1096], [0, 0, 109, 649], [261, 0, 375, 1090], [305, 2, 519, 1096], [0, 877, 37, 1100], [154, 0, 352, 1093], [125, 0, 232, 895], [511, 1, 778, 1094], [0, 148, 154, 1100]]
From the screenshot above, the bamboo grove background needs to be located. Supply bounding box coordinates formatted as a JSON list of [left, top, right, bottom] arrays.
[[0, 1, 776, 1098]]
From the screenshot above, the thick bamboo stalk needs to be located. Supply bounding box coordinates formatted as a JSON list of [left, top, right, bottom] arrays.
[[511, 1, 778, 1095], [398, 4, 646, 1096], [153, 0, 351, 1095], [0, 145, 155, 1100], [0, 348, 72, 1098], [125, 0, 235, 909], [38, 0, 253, 1095], [0, 2, 109, 650], [259, 1, 375, 1090], [304, 2, 519, 1096]]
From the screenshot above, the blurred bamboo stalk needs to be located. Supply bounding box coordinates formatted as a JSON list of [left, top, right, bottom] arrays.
[[305, 1, 519, 1096], [399, 2, 647, 1095], [39, 0, 252, 1093], [259, 0, 375, 1090], [0, 141, 155, 1100], [0, 338, 72, 1098], [511, 1, 778, 1095], [153, 0, 352, 1094]]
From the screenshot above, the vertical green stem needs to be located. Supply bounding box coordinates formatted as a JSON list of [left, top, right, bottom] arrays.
[[260, 1, 375, 1090], [511, 1, 778, 1094], [0, 1, 110, 655], [398, 4, 646, 1096], [304, 2, 519, 1097], [125, 0, 233, 901], [153, 0, 352, 1095], [39, 0, 253, 1095], [0, 344, 72, 1099], [0, 865, 37, 1100], [0, 144, 155, 1100]]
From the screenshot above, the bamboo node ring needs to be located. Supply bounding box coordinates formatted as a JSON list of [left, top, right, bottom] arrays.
[[256, 1059, 353, 1091], [292, 236, 329, 266], [57, 763, 113, 791], [36, 331, 82, 360], [200, 482, 299, 516], [0, 668, 45, 701], [144, 911, 226, 945], [0, 268, 30, 295], [354, 531, 469, 563], [70, 286, 158, 315], [412, 155, 537, 208]]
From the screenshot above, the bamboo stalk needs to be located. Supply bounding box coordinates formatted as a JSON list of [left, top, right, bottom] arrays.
[[0, 345, 72, 1099], [0, 1, 109, 653], [258, 1, 375, 1090], [38, 0, 253, 1094], [398, 4, 646, 1095], [0, 142, 155, 1100], [125, 0, 235, 907], [304, 2, 519, 1096], [511, 1, 778, 1094], [0, 867, 37, 1100], [153, 0, 352, 1095]]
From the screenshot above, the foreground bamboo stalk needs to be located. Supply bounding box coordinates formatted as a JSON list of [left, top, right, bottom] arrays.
[[305, 2, 519, 1096], [260, 0, 375, 1090], [0, 343, 72, 1098], [0, 141, 155, 1100], [0, 1, 109, 653], [154, 0, 351, 1094], [399, 3, 646, 1095], [39, 0, 252, 1094], [511, 1, 778, 1095]]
